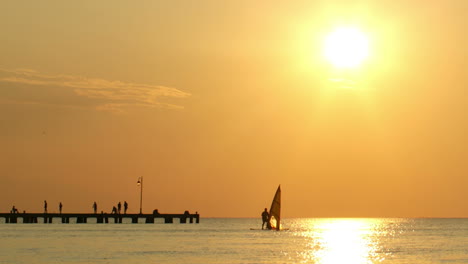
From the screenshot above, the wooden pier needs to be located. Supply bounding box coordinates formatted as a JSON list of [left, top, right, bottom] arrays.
[[0, 211, 200, 224]]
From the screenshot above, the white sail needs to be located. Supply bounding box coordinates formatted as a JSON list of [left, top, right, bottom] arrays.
[[268, 185, 281, 231]]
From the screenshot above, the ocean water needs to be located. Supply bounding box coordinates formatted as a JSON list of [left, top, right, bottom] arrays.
[[0, 218, 467, 264]]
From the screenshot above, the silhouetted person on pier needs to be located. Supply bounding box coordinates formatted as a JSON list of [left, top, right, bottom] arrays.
[[44, 200, 48, 213], [117, 202, 122, 214], [59, 202, 63, 214], [11, 206, 18, 214], [261, 208, 269, 230], [93, 202, 97, 214], [112, 206, 117, 214], [124, 201, 128, 214]]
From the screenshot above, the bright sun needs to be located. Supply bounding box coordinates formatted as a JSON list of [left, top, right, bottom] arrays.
[[324, 27, 369, 69]]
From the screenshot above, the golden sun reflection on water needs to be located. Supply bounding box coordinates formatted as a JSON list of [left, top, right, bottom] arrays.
[[298, 219, 386, 264]]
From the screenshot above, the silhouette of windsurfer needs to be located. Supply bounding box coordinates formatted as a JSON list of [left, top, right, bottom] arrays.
[[261, 208, 270, 230]]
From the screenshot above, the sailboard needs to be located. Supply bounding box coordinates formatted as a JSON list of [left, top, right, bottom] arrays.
[[267, 185, 281, 231]]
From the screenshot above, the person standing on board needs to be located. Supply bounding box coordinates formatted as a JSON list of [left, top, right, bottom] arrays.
[[59, 202, 63, 214], [261, 208, 269, 229], [124, 201, 128, 214], [44, 200, 48, 213], [93, 202, 97, 214]]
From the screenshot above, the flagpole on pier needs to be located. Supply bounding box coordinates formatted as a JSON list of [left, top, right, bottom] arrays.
[[137, 177, 143, 214]]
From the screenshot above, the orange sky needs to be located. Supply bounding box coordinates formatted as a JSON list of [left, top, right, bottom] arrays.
[[1, 0, 467, 217]]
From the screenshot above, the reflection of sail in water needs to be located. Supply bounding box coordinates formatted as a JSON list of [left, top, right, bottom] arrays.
[[268, 185, 281, 231]]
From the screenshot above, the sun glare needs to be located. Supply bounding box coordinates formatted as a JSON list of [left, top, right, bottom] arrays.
[[324, 27, 369, 69], [298, 219, 382, 264]]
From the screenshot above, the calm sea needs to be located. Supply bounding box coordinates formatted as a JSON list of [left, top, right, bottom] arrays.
[[0, 218, 466, 263]]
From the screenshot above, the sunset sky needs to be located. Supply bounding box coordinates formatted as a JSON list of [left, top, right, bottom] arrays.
[[1, 0, 467, 217]]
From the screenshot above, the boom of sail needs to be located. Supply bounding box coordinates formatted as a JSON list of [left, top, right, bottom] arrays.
[[268, 185, 281, 231]]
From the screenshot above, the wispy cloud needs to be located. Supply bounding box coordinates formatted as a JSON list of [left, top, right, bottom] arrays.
[[329, 77, 357, 89], [0, 68, 190, 113]]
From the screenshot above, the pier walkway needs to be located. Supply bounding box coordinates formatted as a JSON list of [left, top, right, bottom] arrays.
[[0, 211, 200, 224]]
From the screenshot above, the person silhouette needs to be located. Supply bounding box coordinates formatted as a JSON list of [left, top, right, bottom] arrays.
[[93, 202, 98, 214], [112, 206, 117, 214], [261, 208, 269, 230], [44, 200, 48, 213], [124, 201, 128, 214], [117, 202, 122, 214], [59, 202, 63, 214]]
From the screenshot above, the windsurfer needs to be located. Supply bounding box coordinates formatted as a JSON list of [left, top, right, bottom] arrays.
[[261, 208, 269, 229]]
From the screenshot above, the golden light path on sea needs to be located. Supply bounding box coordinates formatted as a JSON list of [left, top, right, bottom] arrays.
[[296, 219, 387, 264]]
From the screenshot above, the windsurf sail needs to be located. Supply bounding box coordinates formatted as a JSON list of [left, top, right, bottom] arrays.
[[268, 185, 281, 231]]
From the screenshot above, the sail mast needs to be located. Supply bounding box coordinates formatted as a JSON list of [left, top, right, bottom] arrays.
[[268, 185, 281, 231]]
